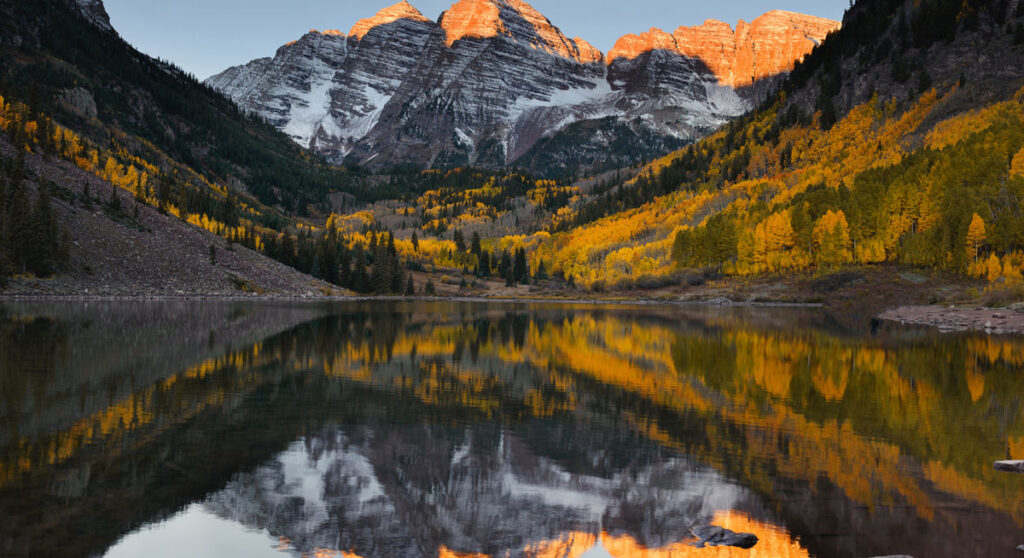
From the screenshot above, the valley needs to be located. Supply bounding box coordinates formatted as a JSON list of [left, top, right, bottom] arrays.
[[1, 0, 1023, 322], [4, 1, 1024, 556]]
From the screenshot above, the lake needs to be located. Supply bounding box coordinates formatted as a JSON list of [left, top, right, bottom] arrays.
[[1, 300, 1022, 558]]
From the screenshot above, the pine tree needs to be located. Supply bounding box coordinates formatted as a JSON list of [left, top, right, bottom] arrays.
[[498, 250, 512, 285], [352, 248, 368, 293], [454, 228, 466, 253], [425, 279, 436, 296], [4, 177, 31, 273], [534, 260, 549, 281], [107, 186, 121, 215], [471, 231, 482, 255], [514, 247, 529, 285], [388, 233, 404, 293], [478, 251, 491, 277], [500, 250, 514, 286], [27, 182, 58, 276], [406, 275, 415, 296], [338, 246, 352, 288]]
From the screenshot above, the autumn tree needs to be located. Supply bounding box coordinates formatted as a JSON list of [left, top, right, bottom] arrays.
[[813, 210, 852, 271], [965, 213, 986, 263]]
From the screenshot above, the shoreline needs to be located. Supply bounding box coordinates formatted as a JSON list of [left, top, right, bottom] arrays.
[[879, 305, 1024, 335], [0, 292, 824, 308]]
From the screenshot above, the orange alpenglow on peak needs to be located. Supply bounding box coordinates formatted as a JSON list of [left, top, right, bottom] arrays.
[[440, 0, 604, 64], [609, 10, 840, 88], [572, 37, 604, 65], [349, 0, 431, 40]]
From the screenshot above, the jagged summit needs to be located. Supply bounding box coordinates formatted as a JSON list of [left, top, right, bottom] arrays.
[[73, 0, 113, 31], [440, 0, 599, 64], [208, 1, 839, 173], [609, 11, 840, 88], [349, 0, 432, 40]]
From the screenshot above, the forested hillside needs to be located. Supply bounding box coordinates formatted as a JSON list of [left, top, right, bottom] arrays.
[[0, 0, 359, 213], [460, 0, 1024, 290], [4, 0, 1024, 299]]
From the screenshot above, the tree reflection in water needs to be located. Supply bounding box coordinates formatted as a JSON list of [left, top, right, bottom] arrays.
[[1, 301, 1023, 558]]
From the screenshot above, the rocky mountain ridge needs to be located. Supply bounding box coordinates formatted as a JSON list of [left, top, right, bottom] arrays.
[[610, 10, 840, 88], [206, 0, 839, 173], [74, 0, 113, 32]]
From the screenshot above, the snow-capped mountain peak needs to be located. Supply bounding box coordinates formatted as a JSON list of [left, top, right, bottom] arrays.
[[206, 0, 839, 173]]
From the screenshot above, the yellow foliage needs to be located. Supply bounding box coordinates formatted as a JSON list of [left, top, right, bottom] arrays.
[[1011, 147, 1024, 179], [813, 210, 852, 269], [855, 237, 887, 264], [985, 254, 1003, 282]]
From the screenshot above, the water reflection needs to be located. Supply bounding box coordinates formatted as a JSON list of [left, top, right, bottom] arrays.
[[1, 301, 1023, 557]]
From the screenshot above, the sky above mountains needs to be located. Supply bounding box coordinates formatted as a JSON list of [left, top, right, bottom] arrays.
[[104, 0, 850, 80]]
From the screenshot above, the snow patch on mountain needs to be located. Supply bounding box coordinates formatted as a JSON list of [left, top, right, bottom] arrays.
[[207, 1, 838, 171]]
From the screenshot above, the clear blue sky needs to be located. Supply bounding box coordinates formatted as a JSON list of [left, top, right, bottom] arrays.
[[104, 0, 850, 80]]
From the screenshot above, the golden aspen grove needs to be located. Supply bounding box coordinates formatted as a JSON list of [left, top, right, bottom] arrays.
[[3, 0, 1024, 301]]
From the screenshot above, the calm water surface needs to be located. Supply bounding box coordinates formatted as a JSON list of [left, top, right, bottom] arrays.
[[1, 300, 1022, 558]]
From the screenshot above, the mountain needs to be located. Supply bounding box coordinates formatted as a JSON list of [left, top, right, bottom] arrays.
[[73, 0, 113, 32], [513, 0, 1024, 290], [203, 424, 761, 557], [207, 1, 839, 174], [608, 11, 841, 96], [0, 0, 378, 293], [0, 0, 368, 211]]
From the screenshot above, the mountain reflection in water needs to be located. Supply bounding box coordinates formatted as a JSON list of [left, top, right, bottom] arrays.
[[1, 300, 1023, 558]]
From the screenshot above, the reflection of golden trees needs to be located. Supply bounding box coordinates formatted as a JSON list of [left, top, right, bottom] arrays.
[[0, 343, 270, 489], [435, 511, 809, 558], [9, 310, 1024, 536], [602, 511, 809, 558], [301, 313, 1024, 526]]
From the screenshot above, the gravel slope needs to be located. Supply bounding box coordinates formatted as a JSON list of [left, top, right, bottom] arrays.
[[2, 141, 343, 297]]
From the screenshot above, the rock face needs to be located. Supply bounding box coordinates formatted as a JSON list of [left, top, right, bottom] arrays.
[[73, 0, 113, 32], [207, 1, 839, 172], [58, 87, 98, 119], [610, 11, 841, 89]]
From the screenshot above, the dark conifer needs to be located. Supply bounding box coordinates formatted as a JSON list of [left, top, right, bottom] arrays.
[[534, 260, 548, 281], [471, 231, 482, 255], [514, 247, 529, 285], [107, 186, 121, 214]]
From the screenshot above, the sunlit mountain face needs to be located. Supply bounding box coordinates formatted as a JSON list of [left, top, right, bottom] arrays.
[[2, 301, 1023, 557]]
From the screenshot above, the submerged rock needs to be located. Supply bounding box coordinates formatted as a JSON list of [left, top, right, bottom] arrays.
[[995, 460, 1024, 473], [689, 525, 759, 549]]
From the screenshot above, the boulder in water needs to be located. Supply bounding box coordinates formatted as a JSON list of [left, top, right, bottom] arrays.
[[689, 525, 759, 549]]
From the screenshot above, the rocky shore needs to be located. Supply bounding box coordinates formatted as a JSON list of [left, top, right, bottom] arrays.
[[879, 305, 1024, 335]]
